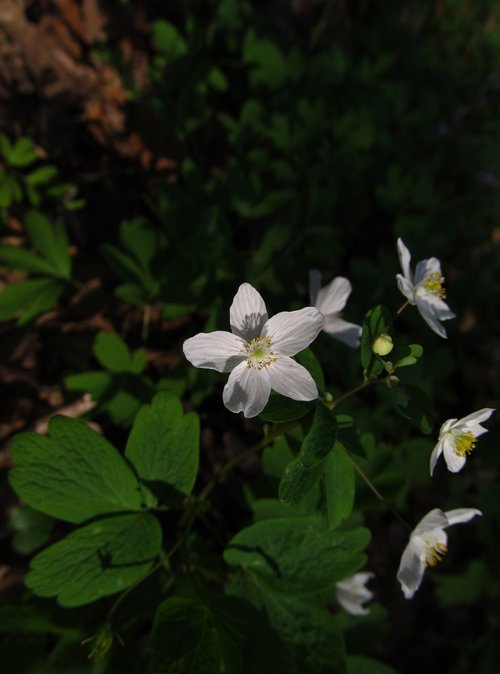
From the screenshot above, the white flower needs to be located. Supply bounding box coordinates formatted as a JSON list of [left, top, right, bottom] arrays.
[[430, 408, 495, 475], [396, 238, 455, 338], [397, 507, 482, 599], [309, 270, 361, 348], [335, 572, 375, 615], [183, 283, 324, 418]]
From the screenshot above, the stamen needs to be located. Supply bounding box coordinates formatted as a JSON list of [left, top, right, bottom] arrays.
[[453, 431, 477, 458], [424, 542, 448, 567], [424, 272, 447, 299], [244, 336, 277, 371]]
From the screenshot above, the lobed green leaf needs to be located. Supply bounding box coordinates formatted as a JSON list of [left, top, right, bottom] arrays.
[[26, 513, 162, 606], [9, 416, 142, 523]]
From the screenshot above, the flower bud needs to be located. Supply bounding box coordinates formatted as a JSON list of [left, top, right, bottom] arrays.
[[372, 333, 393, 356]]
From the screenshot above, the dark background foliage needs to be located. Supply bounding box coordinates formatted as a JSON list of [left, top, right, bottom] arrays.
[[0, 1, 498, 672]]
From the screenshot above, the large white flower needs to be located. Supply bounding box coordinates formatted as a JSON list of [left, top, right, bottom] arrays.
[[397, 507, 482, 599], [430, 408, 495, 475], [183, 283, 324, 418], [396, 238, 456, 338], [335, 572, 374, 615], [309, 270, 361, 348]]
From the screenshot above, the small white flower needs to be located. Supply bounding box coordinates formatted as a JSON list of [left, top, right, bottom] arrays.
[[309, 270, 361, 348], [183, 283, 324, 418], [396, 238, 456, 338], [335, 572, 374, 615], [397, 507, 482, 599], [430, 408, 495, 475]]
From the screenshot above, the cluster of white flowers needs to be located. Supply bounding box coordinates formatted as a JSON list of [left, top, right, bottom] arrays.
[[183, 239, 494, 606], [394, 241, 494, 599]]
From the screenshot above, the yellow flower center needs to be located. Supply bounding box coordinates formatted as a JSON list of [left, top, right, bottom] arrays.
[[453, 431, 477, 457], [424, 542, 448, 568], [244, 336, 277, 370], [424, 272, 447, 299]]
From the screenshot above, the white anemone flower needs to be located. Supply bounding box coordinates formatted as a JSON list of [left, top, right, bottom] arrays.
[[309, 270, 361, 348], [396, 238, 456, 338], [397, 507, 482, 599], [183, 283, 324, 418], [335, 572, 375, 616], [430, 408, 495, 475]]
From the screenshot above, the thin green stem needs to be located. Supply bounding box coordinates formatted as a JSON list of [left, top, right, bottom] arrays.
[[386, 300, 409, 332], [198, 420, 298, 502], [341, 446, 412, 532], [329, 377, 384, 408], [106, 558, 164, 623]]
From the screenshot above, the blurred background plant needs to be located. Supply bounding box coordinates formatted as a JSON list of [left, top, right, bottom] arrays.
[[0, 1, 498, 673]]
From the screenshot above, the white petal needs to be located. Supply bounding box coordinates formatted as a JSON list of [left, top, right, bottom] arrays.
[[413, 508, 448, 537], [396, 274, 416, 304], [415, 296, 453, 338], [414, 257, 442, 285], [263, 307, 324, 356], [309, 269, 322, 305], [315, 277, 352, 314], [458, 408, 495, 427], [442, 436, 466, 473], [222, 361, 271, 418], [397, 536, 426, 600], [444, 508, 482, 527], [335, 572, 374, 616], [397, 238, 413, 283], [418, 293, 456, 320], [429, 439, 444, 476], [267, 356, 318, 401], [229, 283, 268, 341], [336, 591, 370, 615], [183, 331, 246, 372], [323, 315, 361, 348], [440, 418, 457, 435]]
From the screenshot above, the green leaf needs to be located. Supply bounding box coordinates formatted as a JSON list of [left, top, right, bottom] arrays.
[[64, 370, 112, 398], [278, 456, 325, 507], [0, 278, 64, 325], [93, 331, 133, 373], [152, 20, 187, 59], [0, 244, 55, 275], [337, 415, 365, 458], [7, 137, 38, 167], [360, 305, 391, 371], [9, 416, 142, 523], [391, 383, 435, 434], [9, 505, 55, 555], [208, 66, 228, 91], [294, 348, 325, 395], [120, 218, 158, 271], [0, 134, 13, 160], [243, 31, 289, 88], [259, 394, 314, 423], [125, 393, 199, 507], [225, 517, 370, 592], [0, 175, 21, 208], [394, 343, 423, 368], [228, 572, 346, 674], [25, 165, 58, 186], [300, 404, 337, 467], [100, 244, 146, 285], [24, 211, 71, 278], [26, 513, 162, 606], [148, 597, 221, 674], [115, 282, 150, 306], [324, 443, 355, 529]]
